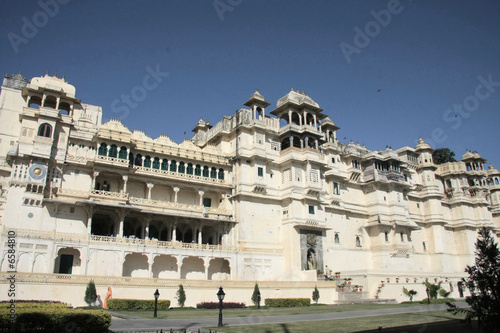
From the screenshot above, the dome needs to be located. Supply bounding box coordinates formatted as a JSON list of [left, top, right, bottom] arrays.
[[100, 119, 131, 134], [415, 138, 432, 151], [276, 89, 320, 109], [30, 73, 76, 98]]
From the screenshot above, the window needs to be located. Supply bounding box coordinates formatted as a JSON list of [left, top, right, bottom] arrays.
[[210, 167, 217, 179], [195, 165, 201, 176], [202, 166, 209, 177], [161, 159, 168, 170], [178, 162, 185, 173], [108, 144, 118, 158], [38, 123, 52, 138], [309, 205, 315, 214], [134, 154, 143, 166], [98, 143, 107, 156], [218, 168, 224, 180], [186, 163, 193, 175], [144, 156, 151, 168], [355, 236, 361, 247], [400, 232, 404, 242], [203, 198, 212, 207], [152, 157, 160, 169], [170, 160, 177, 172], [423, 242, 427, 251], [118, 147, 128, 159], [334, 233, 340, 244], [258, 167, 264, 177], [333, 182, 340, 195], [384, 232, 389, 242]]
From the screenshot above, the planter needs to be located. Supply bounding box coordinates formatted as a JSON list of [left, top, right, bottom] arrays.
[[406, 278, 409, 283], [375, 295, 379, 299], [414, 279, 417, 283]]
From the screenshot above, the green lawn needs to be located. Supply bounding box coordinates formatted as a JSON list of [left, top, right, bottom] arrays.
[[108, 302, 425, 320], [204, 310, 478, 333]]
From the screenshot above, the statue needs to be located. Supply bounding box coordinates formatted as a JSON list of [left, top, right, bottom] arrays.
[[103, 287, 112, 309]]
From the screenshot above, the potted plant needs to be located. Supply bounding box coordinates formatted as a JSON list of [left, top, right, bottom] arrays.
[[406, 278, 409, 283], [414, 278, 417, 283], [395, 277, 399, 283], [380, 280, 385, 287], [344, 278, 352, 285], [387, 278, 390, 283], [335, 272, 341, 279]]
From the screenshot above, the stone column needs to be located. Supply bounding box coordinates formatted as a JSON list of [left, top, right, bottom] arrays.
[[115, 209, 127, 237], [172, 223, 177, 242], [173, 187, 180, 203], [198, 190, 205, 206], [85, 205, 94, 235], [122, 175, 128, 193], [148, 254, 154, 278], [92, 171, 100, 189], [198, 223, 203, 245], [146, 183, 154, 200], [177, 255, 183, 279], [288, 110, 292, 124]]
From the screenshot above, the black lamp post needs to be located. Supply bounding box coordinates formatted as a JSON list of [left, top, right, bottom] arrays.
[[257, 290, 261, 309], [154, 289, 160, 318], [217, 286, 225, 327], [425, 287, 430, 304]]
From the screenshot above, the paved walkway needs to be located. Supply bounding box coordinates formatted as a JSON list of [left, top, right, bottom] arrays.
[[109, 302, 466, 332]]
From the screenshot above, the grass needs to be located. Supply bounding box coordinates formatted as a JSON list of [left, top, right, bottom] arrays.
[[204, 310, 479, 333], [107, 302, 426, 319]]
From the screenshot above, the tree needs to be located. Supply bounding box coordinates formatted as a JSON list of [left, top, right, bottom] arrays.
[[84, 280, 97, 306], [447, 228, 500, 332], [432, 148, 456, 165], [312, 286, 320, 304], [424, 281, 444, 299], [251, 283, 261, 306], [403, 287, 418, 301], [176, 284, 186, 308]]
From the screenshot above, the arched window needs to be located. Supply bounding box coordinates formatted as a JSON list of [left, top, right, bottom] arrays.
[[218, 168, 224, 180], [108, 144, 118, 158], [210, 167, 217, 179], [28, 96, 42, 108], [355, 236, 361, 247], [98, 143, 107, 156], [128, 152, 134, 167], [170, 160, 177, 172], [445, 179, 452, 188], [178, 162, 185, 173], [334, 233, 340, 244], [58, 102, 71, 115], [152, 157, 160, 169], [43, 95, 57, 109], [144, 156, 151, 168], [195, 164, 201, 176], [202, 166, 209, 178], [37, 123, 52, 138], [496, 178, 499, 185], [134, 154, 143, 166], [161, 159, 168, 171], [186, 163, 193, 175], [118, 147, 128, 159]]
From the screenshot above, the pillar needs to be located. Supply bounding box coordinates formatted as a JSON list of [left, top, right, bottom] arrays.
[[198, 224, 203, 245], [86, 205, 94, 235], [146, 183, 154, 200], [198, 190, 205, 206], [173, 187, 180, 203], [122, 175, 128, 193], [172, 223, 177, 242], [92, 171, 100, 189]]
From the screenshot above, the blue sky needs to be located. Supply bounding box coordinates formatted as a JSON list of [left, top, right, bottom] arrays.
[[1, 0, 499, 167]]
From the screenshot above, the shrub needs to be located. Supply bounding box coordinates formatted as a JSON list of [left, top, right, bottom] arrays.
[[312, 286, 320, 304], [106, 299, 170, 310], [176, 284, 186, 308], [251, 283, 261, 306], [84, 280, 98, 306], [265, 298, 311, 307], [419, 297, 455, 304], [0, 306, 111, 333], [196, 302, 246, 309]]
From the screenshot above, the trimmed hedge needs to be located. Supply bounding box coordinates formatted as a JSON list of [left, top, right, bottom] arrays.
[[196, 302, 246, 309], [107, 298, 171, 310], [419, 297, 455, 304], [0, 305, 111, 333], [265, 298, 311, 307]]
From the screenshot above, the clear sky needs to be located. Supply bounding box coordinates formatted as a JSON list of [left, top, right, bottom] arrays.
[[1, 0, 499, 167]]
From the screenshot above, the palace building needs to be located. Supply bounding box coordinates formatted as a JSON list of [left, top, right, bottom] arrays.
[[0, 73, 499, 306]]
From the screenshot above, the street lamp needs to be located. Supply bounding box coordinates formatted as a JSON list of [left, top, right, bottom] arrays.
[[217, 286, 225, 327], [257, 290, 261, 309], [154, 289, 160, 318], [425, 287, 430, 304]]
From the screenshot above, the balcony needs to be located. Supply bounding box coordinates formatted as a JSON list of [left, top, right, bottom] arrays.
[[95, 155, 129, 167]]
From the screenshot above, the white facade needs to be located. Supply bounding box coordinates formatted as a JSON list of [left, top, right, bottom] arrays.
[[0, 73, 499, 306]]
